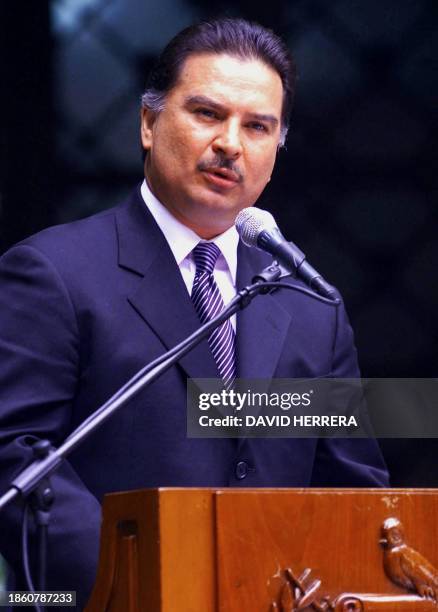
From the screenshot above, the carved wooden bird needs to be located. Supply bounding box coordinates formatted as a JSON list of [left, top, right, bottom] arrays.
[[380, 517, 438, 601]]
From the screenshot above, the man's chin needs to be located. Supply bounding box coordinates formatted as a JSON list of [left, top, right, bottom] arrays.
[[186, 190, 239, 214], [178, 201, 239, 238]]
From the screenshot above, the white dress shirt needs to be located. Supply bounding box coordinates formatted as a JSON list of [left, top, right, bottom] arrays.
[[140, 179, 239, 330]]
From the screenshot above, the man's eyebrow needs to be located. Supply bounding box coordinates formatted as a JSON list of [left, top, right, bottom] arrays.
[[184, 95, 279, 126], [247, 112, 279, 127], [184, 95, 224, 111]]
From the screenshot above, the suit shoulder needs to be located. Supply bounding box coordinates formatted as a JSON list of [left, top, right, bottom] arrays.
[[18, 204, 121, 254], [0, 204, 128, 291]]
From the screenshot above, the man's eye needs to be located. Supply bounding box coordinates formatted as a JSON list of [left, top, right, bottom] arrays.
[[248, 122, 268, 133], [195, 108, 217, 119]]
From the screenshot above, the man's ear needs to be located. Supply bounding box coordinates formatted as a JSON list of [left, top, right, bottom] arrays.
[[140, 108, 156, 150]]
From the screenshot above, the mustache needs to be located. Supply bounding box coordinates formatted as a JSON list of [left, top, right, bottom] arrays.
[[197, 155, 244, 182]]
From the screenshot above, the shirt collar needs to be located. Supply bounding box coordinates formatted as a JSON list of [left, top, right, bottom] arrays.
[[140, 179, 239, 284]]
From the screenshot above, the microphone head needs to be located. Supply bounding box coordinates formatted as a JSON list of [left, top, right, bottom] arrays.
[[235, 207, 277, 247]]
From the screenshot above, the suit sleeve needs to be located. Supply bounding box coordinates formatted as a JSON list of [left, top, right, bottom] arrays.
[[0, 244, 101, 606], [310, 297, 390, 487]]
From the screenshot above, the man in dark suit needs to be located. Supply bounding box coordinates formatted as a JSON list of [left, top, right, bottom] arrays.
[[0, 18, 388, 607]]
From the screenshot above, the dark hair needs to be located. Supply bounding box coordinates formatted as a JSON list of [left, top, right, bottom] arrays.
[[141, 18, 296, 146]]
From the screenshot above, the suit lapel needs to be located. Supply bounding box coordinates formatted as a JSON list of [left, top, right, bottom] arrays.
[[115, 189, 292, 386], [116, 188, 220, 380], [236, 243, 292, 381]]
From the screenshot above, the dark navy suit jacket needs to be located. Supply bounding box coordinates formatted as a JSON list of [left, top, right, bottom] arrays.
[[0, 186, 388, 606]]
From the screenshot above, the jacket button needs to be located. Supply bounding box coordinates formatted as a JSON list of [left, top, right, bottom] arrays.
[[235, 461, 248, 480]]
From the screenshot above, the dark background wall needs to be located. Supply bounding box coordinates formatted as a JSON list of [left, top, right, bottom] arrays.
[[1, 0, 437, 484]]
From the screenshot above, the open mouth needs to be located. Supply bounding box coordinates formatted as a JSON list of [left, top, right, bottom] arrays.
[[202, 167, 241, 189], [213, 170, 229, 178]]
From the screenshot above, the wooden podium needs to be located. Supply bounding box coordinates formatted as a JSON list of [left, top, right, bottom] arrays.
[[85, 488, 438, 611]]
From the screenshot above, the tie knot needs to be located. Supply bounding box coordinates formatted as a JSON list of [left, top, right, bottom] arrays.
[[193, 242, 221, 275]]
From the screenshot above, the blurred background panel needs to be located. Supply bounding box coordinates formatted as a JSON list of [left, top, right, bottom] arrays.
[[0, 0, 437, 489]]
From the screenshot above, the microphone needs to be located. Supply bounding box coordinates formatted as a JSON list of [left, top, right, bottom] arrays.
[[235, 207, 337, 300]]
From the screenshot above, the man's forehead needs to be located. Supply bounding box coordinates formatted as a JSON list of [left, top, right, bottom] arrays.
[[171, 52, 284, 110]]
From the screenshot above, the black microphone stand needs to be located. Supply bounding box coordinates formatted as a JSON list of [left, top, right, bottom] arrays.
[[0, 272, 283, 605]]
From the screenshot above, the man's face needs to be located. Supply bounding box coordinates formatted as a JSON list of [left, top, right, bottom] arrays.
[[141, 53, 284, 238]]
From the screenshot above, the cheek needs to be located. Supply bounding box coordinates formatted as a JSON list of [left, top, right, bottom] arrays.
[[155, 124, 185, 158], [150, 130, 189, 182], [155, 117, 207, 165], [250, 149, 277, 182]]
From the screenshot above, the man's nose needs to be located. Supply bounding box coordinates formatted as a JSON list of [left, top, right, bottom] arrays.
[[212, 120, 243, 159]]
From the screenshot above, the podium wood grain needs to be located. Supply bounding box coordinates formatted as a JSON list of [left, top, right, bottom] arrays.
[[85, 488, 438, 611]]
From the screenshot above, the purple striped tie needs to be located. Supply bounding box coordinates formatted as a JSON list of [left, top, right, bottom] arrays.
[[191, 242, 236, 389]]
